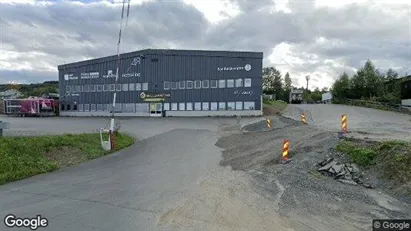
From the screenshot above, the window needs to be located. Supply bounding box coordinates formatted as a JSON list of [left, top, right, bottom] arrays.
[[136, 103, 148, 112], [179, 81, 185, 89], [91, 104, 96, 111], [84, 85, 89, 92], [194, 102, 201, 110], [97, 104, 103, 111], [171, 103, 178, 110], [84, 104, 90, 111], [218, 102, 226, 110], [67, 104, 71, 110], [164, 81, 170, 90], [123, 103, 135, 113], [136, 83, 141, 91], [186, 102, 193, 110], [109, 84, 115, 91], [171, 82, 177, 90], [97, 85, 103, 92], [194, 80, 201, 89], [164, 103, 170, 111], [103, 84, 109, 91], [210, 102, 218, 111], [142, 82, 148, 90], [179, 103, 185, 110], [78, 104, 83, 111], [244, 78, 252, 87], [122, 83, 129, 91], [219, 80, 226, 88], [227, 79, 234, 88], [235, 101, 243, 110], [227, 102, 235, 110], [102, 104, 108, 111], [116, 84, 121, 91], [61, 104, 65, 111], [202, 102, 209, 110], [129, 83, 135, 91], [202, 80, 209, 88], [211, 80, 217, 88], [90, 85, 96, 92], [186, 81, 193, 89], [235, 78, 243, 87], [73, 104, 78, 110], [244, 102, 255, 110]]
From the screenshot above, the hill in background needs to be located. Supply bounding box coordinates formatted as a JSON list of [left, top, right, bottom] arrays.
[[0, 81, 58, 98]]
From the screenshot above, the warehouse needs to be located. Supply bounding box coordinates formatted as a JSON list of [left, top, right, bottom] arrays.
[[57, 49, 263, 117]]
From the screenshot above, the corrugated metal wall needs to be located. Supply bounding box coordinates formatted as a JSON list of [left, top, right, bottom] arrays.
[[58, 49, 263, 112]]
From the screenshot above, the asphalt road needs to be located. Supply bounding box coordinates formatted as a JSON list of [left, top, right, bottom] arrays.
[[1, 104, 410, 231], [0, 116, 264, 231], [282, 104, 411, 141]]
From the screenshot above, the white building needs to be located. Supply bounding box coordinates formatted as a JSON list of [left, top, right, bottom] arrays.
[[0, 89, 22, 99], [322, 92, 332, 104]]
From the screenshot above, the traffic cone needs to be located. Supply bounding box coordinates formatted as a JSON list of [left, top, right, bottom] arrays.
[[266, 119, 272, 129], [301, 113, 307, 124], [341, 114, 348, 133], [281, 139, 291, 164]]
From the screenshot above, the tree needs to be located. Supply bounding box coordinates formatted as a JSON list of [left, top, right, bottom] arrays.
[[386, 68, 398, 80], [262, 67, 283, 97], [321, 87, 328, 93], [284, 72, 292, 90], [332, 72, 351, 99]]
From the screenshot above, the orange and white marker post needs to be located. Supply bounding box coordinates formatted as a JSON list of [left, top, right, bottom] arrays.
[[341, 114, 348, 133], [301, 113, 307, 124], [281, 139, 290, 164], [266, 119, 272, 129]]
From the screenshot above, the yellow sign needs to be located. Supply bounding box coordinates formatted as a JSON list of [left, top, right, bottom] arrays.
[[143, 98, 165, 102]]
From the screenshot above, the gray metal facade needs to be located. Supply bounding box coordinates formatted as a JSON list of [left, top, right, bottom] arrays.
[[58, 49, 263, 114]]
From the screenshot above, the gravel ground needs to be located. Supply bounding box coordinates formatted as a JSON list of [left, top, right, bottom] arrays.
[[216, 115, 411, 231]]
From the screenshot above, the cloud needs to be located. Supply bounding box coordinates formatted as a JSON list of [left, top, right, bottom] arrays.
[[0, 0, 410, 90]]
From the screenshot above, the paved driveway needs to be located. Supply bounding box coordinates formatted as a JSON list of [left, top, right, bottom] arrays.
[[0, 116, 263, 231]]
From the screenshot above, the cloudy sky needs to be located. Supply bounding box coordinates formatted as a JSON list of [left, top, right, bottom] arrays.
[[0, 0, 410, 90]]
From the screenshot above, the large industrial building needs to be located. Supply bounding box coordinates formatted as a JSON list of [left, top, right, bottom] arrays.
[[58, 49, 263, 117]]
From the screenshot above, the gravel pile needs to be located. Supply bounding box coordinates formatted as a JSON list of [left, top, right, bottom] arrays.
[[317, 157, 374, 188]]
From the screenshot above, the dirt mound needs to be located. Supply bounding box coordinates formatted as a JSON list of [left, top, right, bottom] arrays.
[[215, 115, 411, 231]]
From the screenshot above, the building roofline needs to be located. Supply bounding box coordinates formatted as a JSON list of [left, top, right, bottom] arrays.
[[58, 48, 263, 70]]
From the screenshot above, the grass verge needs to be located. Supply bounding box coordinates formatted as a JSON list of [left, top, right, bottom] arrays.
[[263, 99, 288, 115], [0, 132, 135, 185], [336, 139, 411, 185]]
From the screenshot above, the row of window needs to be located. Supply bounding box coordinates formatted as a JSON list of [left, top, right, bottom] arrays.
[[65, 78, 253, 94], [66, 83, 149, 93], [60, 101, 256, 112], [163, 102, 255, 111], [164, 78, 252, 90]]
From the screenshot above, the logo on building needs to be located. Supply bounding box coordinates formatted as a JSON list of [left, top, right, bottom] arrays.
[[80, 72, 100, 79], [103, 70, 116, 78], [122, 72, 141, 78], [131, 57, 141, 66], [140, 92, 146, 99], [217, 64, 252, 72], [63, 73, 78, 80]]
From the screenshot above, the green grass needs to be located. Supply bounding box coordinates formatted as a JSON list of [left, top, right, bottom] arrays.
[[336, 139, 411, 184], [0, 132, 135, 185], [263, 99, 288, 113]]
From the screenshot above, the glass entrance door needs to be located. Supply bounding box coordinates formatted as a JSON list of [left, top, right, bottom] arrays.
[[149, 103, 162, 117]]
